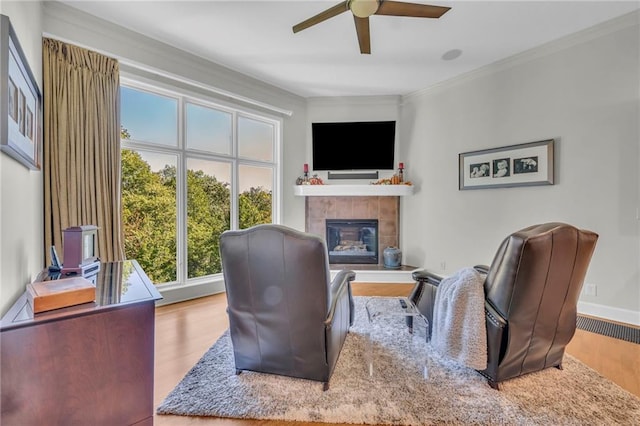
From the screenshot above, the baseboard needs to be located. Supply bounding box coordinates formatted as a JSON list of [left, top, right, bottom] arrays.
[[577, 301, 640, 327], [156, 278, 225, 306], [153, 275, 640, 328], [156, 268, 416, 308]]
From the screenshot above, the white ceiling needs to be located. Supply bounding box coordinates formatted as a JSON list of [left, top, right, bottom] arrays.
[[60, 1, 640, 98]]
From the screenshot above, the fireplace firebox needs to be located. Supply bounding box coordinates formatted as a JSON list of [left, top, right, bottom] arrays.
[[326, 219, 378, 264]]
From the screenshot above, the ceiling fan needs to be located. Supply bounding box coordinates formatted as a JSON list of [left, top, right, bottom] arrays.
[[292, 0, 451, 54]]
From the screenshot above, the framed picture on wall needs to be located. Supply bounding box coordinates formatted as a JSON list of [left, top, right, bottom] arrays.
[[0, 14, 42, 170], [459, 139, 554, 190]]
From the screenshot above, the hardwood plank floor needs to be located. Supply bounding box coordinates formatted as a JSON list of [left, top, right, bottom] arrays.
[[154, 283, 640, 425]]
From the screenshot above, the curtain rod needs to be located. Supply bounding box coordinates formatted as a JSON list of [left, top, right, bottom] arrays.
[[119, 59, 294, 117]]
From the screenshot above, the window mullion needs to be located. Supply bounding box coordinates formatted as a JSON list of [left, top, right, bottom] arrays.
[[273, 122, 281, 224], [230, 112, 239, 231], [176, 96, 187, 285]]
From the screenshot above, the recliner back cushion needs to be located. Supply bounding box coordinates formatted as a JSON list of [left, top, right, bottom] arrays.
[[220, 225, 332, 377], [483, 223, 598, 375]]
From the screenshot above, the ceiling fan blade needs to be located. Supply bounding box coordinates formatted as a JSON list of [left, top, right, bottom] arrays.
[[353, 16, 371, 54], [293, 1, 349, 33], [376, 1, 450, 18]]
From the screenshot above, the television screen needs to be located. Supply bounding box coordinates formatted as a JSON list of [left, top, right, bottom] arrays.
[[312, 121, 396, 171]]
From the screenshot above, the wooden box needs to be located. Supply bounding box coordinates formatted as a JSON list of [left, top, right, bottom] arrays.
[[26, 276, 96, 313]]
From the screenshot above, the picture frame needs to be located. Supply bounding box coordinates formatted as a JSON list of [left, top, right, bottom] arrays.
[[1, 14, 41, 170], [459, 139, 554, 190]]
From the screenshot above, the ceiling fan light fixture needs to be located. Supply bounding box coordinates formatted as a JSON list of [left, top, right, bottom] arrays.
[[349, 0, 380, 18]]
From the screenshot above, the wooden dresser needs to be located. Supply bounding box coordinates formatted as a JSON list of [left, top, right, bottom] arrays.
[[1, 260, 162, 425]]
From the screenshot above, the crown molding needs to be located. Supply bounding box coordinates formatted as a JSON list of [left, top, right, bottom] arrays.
[[307, 95, 401, 107], [403, 9, 640, 103]]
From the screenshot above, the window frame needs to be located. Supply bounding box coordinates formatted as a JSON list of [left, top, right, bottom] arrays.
[[120, 75, 282, 290]]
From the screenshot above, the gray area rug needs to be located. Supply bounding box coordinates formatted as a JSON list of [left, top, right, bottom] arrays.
[[157, 296, 640, 425]]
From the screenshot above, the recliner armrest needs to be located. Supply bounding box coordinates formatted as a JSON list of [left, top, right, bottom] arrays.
[[325, 270, 356, 326], [485, 300, 507, 329], [412, 269, 444, 287], [330, 270, 356, 292], [474, 265, 490, 275]]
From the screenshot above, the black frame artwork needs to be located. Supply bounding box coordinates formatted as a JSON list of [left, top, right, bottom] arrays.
[[459, 139, 554, 190]]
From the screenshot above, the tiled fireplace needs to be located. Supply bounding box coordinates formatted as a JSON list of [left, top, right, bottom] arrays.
[[305, 196, 399, 266]]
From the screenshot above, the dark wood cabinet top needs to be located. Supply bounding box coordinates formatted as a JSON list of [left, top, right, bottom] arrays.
[[1, 259, 162, 331]]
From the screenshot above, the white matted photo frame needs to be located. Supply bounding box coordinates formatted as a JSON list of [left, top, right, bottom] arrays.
[[0, 14, 41, 170], [459, 139, 554, 190]]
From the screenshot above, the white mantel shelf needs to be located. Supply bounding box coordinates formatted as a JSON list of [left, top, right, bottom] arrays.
[[293, 184, 414, 197]]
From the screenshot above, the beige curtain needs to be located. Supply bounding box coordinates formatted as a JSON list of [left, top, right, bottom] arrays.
[[43, 38, 124, 264]]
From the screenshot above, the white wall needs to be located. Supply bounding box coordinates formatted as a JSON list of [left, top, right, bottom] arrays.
[[0, 2, 44, 316], [306, 95, 401, 181], [401, 13, 640, 324], [287, 96, 402, 231]]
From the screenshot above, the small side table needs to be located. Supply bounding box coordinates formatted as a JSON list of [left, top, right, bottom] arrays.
[[365, 296, 431, 379]]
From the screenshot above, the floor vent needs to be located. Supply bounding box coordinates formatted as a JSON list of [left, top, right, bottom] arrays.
[[576, 315, 640, 345]]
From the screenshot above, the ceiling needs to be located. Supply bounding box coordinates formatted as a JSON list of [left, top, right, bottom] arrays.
[[59, 1, 639, 98]]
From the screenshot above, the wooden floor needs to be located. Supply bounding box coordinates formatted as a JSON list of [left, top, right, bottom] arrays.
[[154, 283, 640, 425]]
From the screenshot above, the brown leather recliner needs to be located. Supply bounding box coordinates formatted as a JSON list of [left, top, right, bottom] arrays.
[[219, 224, 356, 391], [409, 222, 598, 389]]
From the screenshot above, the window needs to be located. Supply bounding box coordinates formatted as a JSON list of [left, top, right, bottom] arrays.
[[239, 164, 273, 229], [121, 149, 178, 283], [186, 158, 230, 279], [186, 102, 231, 155], [121, 87, 177, 146], [121, 82, 280, 286]]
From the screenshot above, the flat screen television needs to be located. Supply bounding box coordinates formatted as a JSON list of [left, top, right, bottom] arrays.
[[312, 121, 396, 171]]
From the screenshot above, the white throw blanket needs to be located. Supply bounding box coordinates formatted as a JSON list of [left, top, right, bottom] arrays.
[[431, 267, 487, 370]]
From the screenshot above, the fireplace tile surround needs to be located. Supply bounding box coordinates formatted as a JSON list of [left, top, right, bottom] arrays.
[[305, 196, 399, 266]]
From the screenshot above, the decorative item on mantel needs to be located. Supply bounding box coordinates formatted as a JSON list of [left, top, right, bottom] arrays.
[[296, 163, 325, 185], [371, 162, 412, 186]]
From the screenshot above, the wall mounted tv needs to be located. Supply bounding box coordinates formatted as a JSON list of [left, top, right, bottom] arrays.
[[312, 121, 396, 171]]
